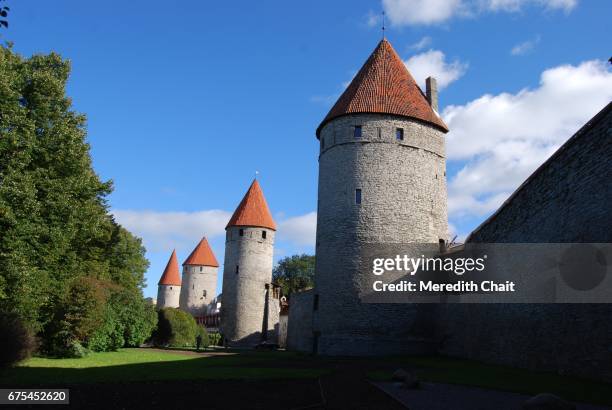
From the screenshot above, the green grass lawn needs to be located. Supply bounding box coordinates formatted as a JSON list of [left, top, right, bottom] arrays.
[[368, 356, 612, 407], [0, 349, 327, 385]]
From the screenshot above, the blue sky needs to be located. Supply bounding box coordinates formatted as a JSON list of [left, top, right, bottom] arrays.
[[4, 0, 611, 298]]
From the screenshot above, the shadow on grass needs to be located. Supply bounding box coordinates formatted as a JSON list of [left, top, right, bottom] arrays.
[[368, 355, 612, 407], [0, 350, 327, 386]]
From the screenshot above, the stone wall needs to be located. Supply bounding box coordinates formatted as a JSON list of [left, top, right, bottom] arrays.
[[278, 313, 288, 348], [287, 290, 313, 353], [156, 284, 180, 309], [437, 103, 612, 382], [179, 265, 218, 316], [313, 113, 447, 355], [220, 226, 277, 346]]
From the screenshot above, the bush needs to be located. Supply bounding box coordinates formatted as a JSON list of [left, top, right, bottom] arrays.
[[63, 340, 91, 358], [122, 300, 158, 347], [87, 304, 124, 352], [0, 312, 37, 367], [153, 308, 197, 347], [86, 289, 158, 351], [208, 331, 222, 347], [195, 326, 209, 349], [42, 277, 108, 356]]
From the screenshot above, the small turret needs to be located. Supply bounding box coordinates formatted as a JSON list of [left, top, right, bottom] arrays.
[[220, 179, 279, 346], [157, 250, 181, 309], [179, 237, 219, 316]]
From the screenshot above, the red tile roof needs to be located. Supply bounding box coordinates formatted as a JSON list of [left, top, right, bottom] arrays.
[[316, 39, 448, 137], [158, 250, 181, 286], [226, 179, 276, 231], [183, 237, 219, 267]]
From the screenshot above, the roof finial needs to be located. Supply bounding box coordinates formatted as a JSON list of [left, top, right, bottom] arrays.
[[382, 10, 386, 39]]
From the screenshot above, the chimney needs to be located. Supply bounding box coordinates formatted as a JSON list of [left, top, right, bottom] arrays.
[[426, 76, 438, 113]]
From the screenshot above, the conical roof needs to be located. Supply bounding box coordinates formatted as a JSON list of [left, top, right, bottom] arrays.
[[158, 250, 181, 286], [226, 179, 276, 231], [316, 38, 448, 136], [183, 237, 219, 267]]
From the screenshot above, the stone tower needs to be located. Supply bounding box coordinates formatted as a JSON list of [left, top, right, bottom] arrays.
[[312, 39, 449, 355], [157, 249, 181, 309], [179, 237, 219, 316], [220, 179, 278, 346]]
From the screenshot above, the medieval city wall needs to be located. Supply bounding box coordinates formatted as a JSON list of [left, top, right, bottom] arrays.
[[286, 289, 313, 352], [436, 104, 612, 382]]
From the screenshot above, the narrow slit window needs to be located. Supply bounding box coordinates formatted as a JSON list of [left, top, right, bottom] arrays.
[[354, 125, 362, 139], [321, 137, 325, 150], [235, 265, 239, 274], [396, 128, 404, 141], [200, 266, 203, 272], [313, 294, 319, 311], [239, 228, 244, 236], [262, 230, 267, 239], [355, 189, 362, 204]]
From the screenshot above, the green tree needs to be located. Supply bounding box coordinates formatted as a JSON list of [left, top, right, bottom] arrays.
[[272, 254, 315, 297], [153, 308, 198, 347], [0, 45, 150, 355]]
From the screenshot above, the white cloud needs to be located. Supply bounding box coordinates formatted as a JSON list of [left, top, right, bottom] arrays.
[[444, 59, 612, 219], [277, 212, 317, 247], [383, 0, 464, 25], [410, 36, 433, 50], [404, 50, 468, 90], [382, 0, 577, 26], [510, 35, 541, 56], [113, 209, 231, 252], [114, 208, 318, 254], [485, 0, 577, 12], [366, 10, 383, 27]]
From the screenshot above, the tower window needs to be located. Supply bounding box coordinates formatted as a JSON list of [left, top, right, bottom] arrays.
[[200, 266, 203, 272], [321, 137, 325, 150], [262, 230, 267, 239], [396, 128, 404, 141], [355, 189, 362, 204], [203, 290, 207, 298], [354, 125, 362, 139], [313, 294, 319, 311], [377, 127, 381, 138], [239, 229, 244, 236], [235, 265, 239, 274]]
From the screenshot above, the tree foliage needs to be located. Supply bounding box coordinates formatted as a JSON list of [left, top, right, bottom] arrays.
[[0, 312, 36, 368], [272, 254, 315, 297], [153, 308, 198, 348], [0, 45, 152, 356]]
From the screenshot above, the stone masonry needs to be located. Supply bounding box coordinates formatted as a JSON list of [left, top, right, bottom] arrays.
[[157, 284, 180, 309], [179, 264, 218, 316], [312, 113, 448, 355], [436, 102, 612, 382], [221, 226, 278, 346]]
